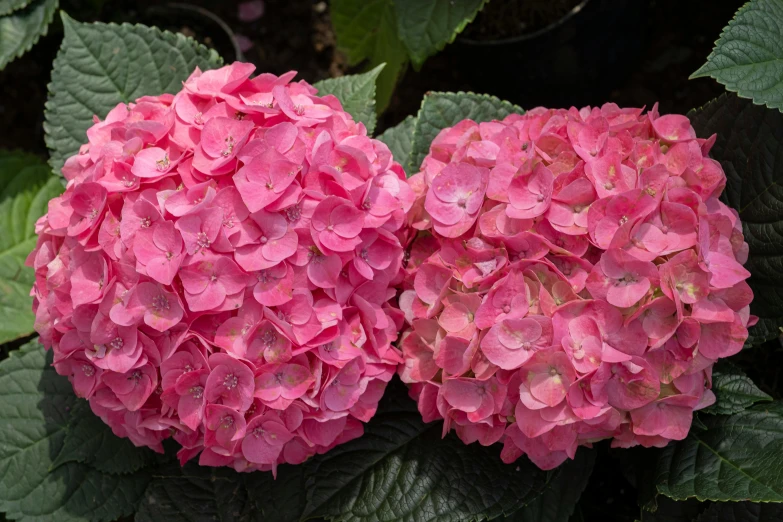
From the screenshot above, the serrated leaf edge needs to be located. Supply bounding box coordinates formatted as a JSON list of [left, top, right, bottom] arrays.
[[690, 0, 783, 112], [0, 0, 58, 70], [401, 0, 489, 70], [44, 11, 223, 174], [0, 0, 34, 17], [313, 63, 385, 135], [408, 90, 523, 172]]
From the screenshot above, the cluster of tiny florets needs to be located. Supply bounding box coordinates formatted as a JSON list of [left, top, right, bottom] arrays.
[[28, 63, 414, 473], [399, 104, 754, 469]]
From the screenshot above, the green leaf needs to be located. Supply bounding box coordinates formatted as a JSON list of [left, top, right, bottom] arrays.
[[654, 402, 783, 502], [0, 151, 63, 345], [395, 0, 487, 70], [299, 380, 549, 522], [7, 466, 151, 522], [0, 0, 32, 16], [502, 449, 595, 522], [136, 380, 552, 522], [689, 93, 783, 345], [331, 0, 390, 66], [138, 458, 305, 522], [135, 463, 253, 522], [0, 340, 77, 513], [409, 91, 524, 171], [331, 0, 408, 113], [691, 0, 783, 111], [44, 12, 223, 175], [244, 464, 306, 522], [376, 115, 416, 173], [0, 340, 150, 522], [51, 401, 157, 474], [702, 361, 772, 415], [0, 0, 57, 70], [313, 64, 385, 135], [367, 2, 407, 114], [696, 501, 783, 522]]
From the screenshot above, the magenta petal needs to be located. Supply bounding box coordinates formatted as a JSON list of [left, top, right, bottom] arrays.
[[441, 379, 482, 413], [242, 430, 282, 464]]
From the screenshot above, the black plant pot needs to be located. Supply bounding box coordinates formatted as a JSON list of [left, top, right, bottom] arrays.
[[140, 2, 243, 63], [456, 0, 650, 109]]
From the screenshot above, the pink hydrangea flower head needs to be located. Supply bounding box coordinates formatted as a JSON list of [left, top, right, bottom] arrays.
[[29, 63, 413, 473], [399, 105, 754, 470]]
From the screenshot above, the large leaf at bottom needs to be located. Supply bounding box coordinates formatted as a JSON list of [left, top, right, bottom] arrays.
[[51, 400, 157, 474], [503, 449, 595, 522], [702, 361, 771, 415], [44, 12, 223, 174], [691, 0, 783, 111], [137, 457, 305, 522], [654, 402, 783, 502], [313, 65, 385, 135], [689, 93, 783, 345], [136, 379, 551, 522], [135, 463, 253, 522], [0, 151, 63, 344], [0, 340, 150, 522], [409, 91, 523, 172], [299, 380, 550, 522], [0, 0, 57, 70]]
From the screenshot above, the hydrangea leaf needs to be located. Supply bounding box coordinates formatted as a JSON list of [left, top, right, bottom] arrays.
[[135, 462, 253, 522], [298, 379, 550, 522], [44, 12, 223, 175], [51, 400, 158, 474], [409, 91, 524, 172], [0, 340, 76, 510], [654, 402, 783, 502], [696, 501, 783, 522], [139, 380, 550, 522], [691, 0, 783, 111], [0, 0, 57, 70], [0, 340, 150, 522], [137, 459, 306, 522], [368, 2, 407, 113], [0, 0, 32, 16], [3, 465, 150, 522], [0, 151, 63, 344], [376, 115, 416, 174], [244, 462, 307, 522], [689, 93, 783, 346], [394, 0, 488, 70], [702, 361, 771, 415], [331, 0, 408, 112], [313, 64, 385, 135], [331, 0, 389, 65], [502, 448, 595, 522]]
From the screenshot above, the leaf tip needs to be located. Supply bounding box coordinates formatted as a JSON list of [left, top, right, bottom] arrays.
[[689, 65, 710, 80], [59, 10, 75, 27], [368, 62, 387, 77]]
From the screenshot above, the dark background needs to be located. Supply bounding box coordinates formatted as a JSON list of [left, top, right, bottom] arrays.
[[0, 0, 745, 156]]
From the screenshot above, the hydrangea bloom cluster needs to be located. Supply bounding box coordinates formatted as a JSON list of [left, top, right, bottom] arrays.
[[27, 63, 414, 473], [399, 105, 755, 470]]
